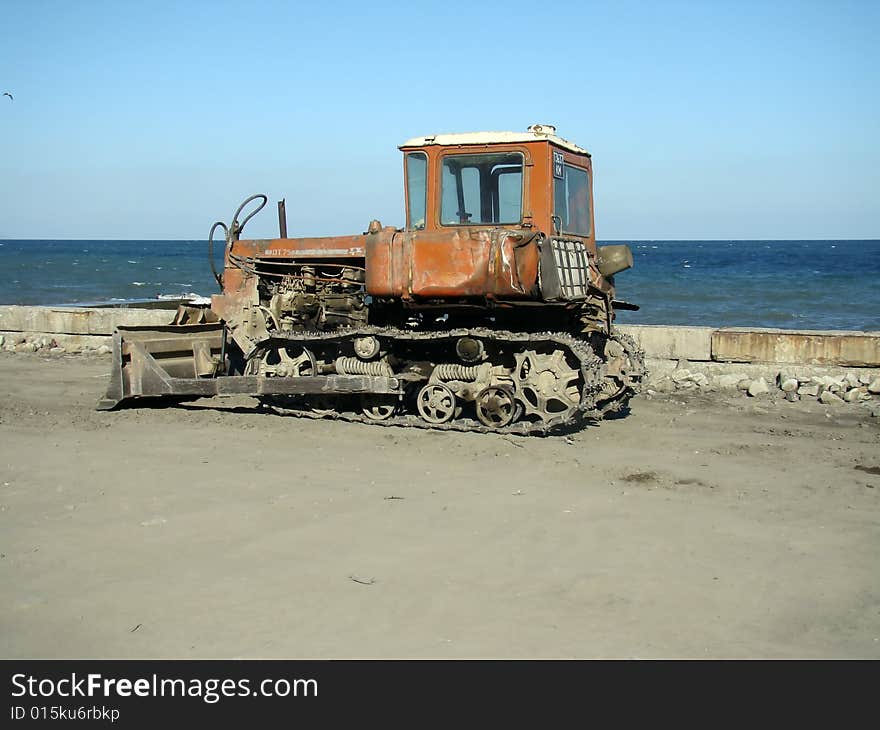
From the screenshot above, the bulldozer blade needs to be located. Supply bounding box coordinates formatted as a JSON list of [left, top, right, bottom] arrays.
[[97, 324, 401, 410], [97, 331, 126, 410], [97, 323, 226, 410]]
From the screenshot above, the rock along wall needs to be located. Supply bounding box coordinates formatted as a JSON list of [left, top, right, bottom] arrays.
[[616, 324, 880, 416]]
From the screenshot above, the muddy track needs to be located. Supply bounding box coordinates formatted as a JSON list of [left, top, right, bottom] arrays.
[[251, 325, 645, 435]]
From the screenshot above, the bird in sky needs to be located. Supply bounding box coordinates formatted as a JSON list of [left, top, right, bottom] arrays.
[[2, 92, 12, 101]]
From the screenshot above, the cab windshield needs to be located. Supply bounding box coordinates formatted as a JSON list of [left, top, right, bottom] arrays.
[[440, 152, 523, 225]]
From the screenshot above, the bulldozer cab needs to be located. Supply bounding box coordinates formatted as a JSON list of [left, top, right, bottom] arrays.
[[362, 124, 600, 301], [399, 124, 594, 244]]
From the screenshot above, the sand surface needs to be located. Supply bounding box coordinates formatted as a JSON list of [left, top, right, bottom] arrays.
[[1, 352, 878, 658]]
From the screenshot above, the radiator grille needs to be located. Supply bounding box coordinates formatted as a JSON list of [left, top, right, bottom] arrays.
[[550, 239, 589, 299]]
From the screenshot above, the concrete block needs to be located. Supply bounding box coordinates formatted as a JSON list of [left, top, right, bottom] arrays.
[[712, 328, 880, 367], [0, 305, 173, 336], [616, 325, 713, 361], [0, 331, 109, 351]]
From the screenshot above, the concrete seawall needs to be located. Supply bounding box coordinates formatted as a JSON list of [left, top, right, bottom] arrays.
[[2, 305, 878, 364], [615, 324, 878, 409], [619, 323, 880, 367], [1, 305, 878, 410], [0, 304, 178, 352]]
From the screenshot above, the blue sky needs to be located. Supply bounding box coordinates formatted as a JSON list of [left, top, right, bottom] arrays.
[[1, 0, 877, 239]]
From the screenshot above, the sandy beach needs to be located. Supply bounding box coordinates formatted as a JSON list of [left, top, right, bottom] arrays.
[[1, 351, 878, 659]]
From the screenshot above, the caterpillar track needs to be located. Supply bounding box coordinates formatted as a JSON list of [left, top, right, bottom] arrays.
[[250, 326, 644, 436]]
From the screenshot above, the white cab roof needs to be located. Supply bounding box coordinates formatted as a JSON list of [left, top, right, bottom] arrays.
[[399, 124, 590, 156]]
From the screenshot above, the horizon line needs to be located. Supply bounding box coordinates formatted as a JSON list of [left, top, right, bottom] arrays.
[[2, 237, 879, 243]]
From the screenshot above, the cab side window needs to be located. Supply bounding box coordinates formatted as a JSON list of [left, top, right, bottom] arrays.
[[553, 163, 591, 236], [406, 152, 427, 230]]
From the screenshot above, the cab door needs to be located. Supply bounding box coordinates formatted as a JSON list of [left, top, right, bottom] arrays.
[[409, 149, 530, 298]]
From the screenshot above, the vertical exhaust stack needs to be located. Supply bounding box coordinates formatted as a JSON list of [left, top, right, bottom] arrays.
[[278, 198, 287, 238]]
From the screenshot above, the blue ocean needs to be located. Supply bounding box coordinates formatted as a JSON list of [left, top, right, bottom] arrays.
[[1, 239, 878, 331]]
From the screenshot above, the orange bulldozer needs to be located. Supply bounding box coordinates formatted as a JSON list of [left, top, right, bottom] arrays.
[[99, 124, 645, 435]]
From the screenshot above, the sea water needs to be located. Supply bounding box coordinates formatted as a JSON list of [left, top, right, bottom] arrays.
[[0, 239, 878, 331]]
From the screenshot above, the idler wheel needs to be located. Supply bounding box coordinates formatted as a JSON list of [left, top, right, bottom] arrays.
[[475, 386, 516, 429], [361, 395, 396, 421], [416, 384, 456, 424]]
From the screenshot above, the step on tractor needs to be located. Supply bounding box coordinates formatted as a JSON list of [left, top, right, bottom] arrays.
[[99, 124, 646, 435]]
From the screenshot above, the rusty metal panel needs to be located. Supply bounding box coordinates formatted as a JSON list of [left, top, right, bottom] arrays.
[[364, 228, 400, 296], [409, 228, 490, 297], [257, 236, 366, 258], [404, 228, 539, 299]]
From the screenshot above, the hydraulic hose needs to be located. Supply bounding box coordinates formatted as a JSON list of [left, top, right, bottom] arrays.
[[208, 194, 268, 291], [208, 221, 228, 290], [230, 194, 267, 237]]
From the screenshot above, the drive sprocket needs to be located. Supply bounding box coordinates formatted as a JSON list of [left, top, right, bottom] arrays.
[[512, 349, 582, 427]]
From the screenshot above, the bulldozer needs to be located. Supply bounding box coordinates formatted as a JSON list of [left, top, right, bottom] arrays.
[[99, 124, 646, 435]]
